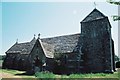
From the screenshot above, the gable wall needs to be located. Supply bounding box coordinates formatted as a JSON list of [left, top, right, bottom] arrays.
[[28, 40, 46, 71], [29, 40, 46, 61]]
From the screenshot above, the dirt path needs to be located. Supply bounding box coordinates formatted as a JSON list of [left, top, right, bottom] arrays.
[[1, 72, 23, 78], [0, 70, 36, 80]]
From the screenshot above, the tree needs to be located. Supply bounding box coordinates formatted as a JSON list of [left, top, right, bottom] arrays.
[[115, 55, 119, 62], [107, 0, 120, 21]]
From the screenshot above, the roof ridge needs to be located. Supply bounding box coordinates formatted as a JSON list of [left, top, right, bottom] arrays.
[[41, 33, 80, 40], [16, 39, 36, 45], [17, 42, 30, 44]]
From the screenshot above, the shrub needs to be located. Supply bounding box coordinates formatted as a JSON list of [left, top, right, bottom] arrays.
[[116, 61, 120, 68], [35, 71, 55, 78], [115, 55, 119, 62]]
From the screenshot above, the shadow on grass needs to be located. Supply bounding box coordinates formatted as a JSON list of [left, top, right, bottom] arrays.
[[15, 72, 34, 76]]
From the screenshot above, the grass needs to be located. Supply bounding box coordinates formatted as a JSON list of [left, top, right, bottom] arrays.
[[35, 71, 119, 78], [69, 72, 118, 78], [35, 71, 56, 78], [1, 69, 119, 79], [118, 69, 120, 79]]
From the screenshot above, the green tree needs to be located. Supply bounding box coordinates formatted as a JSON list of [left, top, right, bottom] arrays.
[[107, 0, 120, 21], [115, 55, 119, 62]]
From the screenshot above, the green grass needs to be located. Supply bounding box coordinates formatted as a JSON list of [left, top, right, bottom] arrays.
[[1, 69, 119, 79], [35, 71, 56, 78], [118, 69, 120, 79], [35, 71, 119, 78], [69, 72, 118, 78]]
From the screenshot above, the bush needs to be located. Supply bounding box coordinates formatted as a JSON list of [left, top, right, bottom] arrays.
[[116, 61, 120, 68], [35, 71, 56, 78], [115, 55, 119, 62]]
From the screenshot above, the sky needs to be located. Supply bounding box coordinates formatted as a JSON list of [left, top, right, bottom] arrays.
[[0, 0, 119, 56]]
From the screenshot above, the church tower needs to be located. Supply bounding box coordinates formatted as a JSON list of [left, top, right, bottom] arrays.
[[80, 9, 115, 73]]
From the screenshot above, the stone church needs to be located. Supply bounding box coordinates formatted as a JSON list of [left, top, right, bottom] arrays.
[[2, 8, 116, 74]]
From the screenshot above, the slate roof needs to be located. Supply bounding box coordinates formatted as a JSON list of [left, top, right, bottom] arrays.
[[6, 33, 81, 56], [81, 8, 106, 22], [39, 40, 54, 58], [6, 38, 36, 54], [41, 33, 81, 53]]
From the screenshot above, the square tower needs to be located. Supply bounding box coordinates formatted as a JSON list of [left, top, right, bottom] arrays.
[[80, 9, 115, 73]]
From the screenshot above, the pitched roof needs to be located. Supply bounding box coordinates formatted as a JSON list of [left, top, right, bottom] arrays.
[[81, 8, 106, 22], [6, 38, 36, 54], [6, 33, 81, 55], [41, 33, 81, 53], [39, 39, 54, 58]]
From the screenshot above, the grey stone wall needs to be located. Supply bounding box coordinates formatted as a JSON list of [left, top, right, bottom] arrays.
[[81, 17, 113, 73], [28, 39, 46, 71]]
